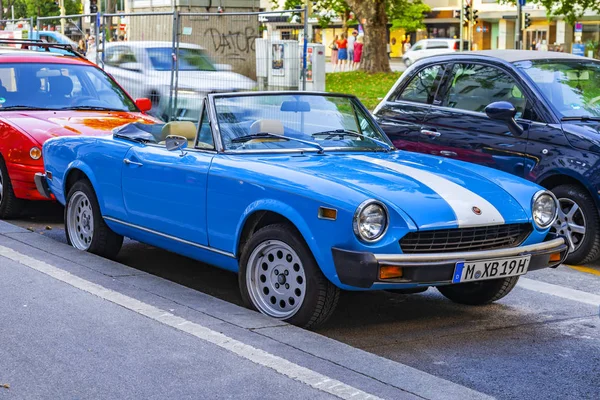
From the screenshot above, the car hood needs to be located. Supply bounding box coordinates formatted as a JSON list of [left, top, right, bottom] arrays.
[[3, 111, 158, 146], [561, 120, 600, 153], [153, 70, 257, 91], [260, 152, 532, 230]]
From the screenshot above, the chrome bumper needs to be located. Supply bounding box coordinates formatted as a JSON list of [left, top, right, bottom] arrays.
[[34, 172, 51, 199], [332, 235, 568, 288]]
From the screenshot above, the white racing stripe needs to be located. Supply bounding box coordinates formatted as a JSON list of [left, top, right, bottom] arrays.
[[356, 156, 504, 227], [0, 245, 382, 400], [519, 278, 600, 306]]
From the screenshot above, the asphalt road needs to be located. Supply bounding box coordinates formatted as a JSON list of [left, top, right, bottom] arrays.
[[9, 203, 600, 400]]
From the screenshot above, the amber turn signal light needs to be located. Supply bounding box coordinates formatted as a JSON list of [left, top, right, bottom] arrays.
[[379, 265, 403, 280], [549, 252, 562, 263]]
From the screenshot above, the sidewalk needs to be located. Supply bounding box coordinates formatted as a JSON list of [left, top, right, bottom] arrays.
[[0, 220, 491, 400]]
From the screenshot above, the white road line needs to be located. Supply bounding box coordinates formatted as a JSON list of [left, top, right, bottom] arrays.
[[0, 245, 381, 400], [519, 277, 600, 306]]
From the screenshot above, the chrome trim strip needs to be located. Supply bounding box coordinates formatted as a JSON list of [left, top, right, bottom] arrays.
[[103, 216, 236, 258], [376, 237, 566, 263]]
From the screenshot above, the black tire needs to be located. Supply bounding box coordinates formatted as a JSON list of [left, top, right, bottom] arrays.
[[238, 223, 340, 329], [0, 155, 25, 219], [437, 276, 519, 305], [551, 184, 600, 265], [65, 180, 123, 259], [403, 58, 412, 67]]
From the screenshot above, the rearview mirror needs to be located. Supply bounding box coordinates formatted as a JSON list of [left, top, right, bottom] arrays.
[[485, 101, 524, 136], [280, 100, 311, 112], [135, 98, 152, 113], [165, 135, 188, 153]]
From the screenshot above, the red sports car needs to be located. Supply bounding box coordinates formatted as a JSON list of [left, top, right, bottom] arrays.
[[0, 42, 157, 218]]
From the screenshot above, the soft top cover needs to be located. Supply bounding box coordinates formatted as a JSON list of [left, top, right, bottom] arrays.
[[113, 122, 164, 143]]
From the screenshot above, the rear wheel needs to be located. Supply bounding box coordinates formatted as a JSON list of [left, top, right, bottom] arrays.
[[403, 58, 412, 67], [437, 276, 519, 305], [550, 184, 600, 265], [65, 180, 123, 259], [239, 224, 340, 329], [0, 156, 24, 219]]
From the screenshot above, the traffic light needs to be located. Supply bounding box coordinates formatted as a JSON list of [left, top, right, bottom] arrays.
[[463, 4, 471, 22], [90, 0, 98, 13], [524, 13, 531, 29], [472, 9, 479, 24]]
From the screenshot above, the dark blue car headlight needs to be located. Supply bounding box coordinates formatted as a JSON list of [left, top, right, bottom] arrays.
[[353, 200, 389, 243], [532, 190, 558, 229]]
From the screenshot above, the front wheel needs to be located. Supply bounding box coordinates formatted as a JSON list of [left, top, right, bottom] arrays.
[[437, 276, 519, 305], [403, 58, 412, 67], [0, 156, 24, 219], [239, 224, 340, 329], [65, 180, 123, 259]]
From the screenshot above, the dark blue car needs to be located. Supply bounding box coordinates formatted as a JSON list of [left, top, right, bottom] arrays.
[[374, 50, 600, 265]]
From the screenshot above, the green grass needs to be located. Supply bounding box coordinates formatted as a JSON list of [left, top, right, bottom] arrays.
[[326, 71, 402, 110]]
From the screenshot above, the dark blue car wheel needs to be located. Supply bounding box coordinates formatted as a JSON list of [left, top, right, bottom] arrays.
[[238, 223, 340, 329]]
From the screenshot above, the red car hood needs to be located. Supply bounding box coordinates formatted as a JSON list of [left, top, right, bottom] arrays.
[[3, 110, 158, 145]]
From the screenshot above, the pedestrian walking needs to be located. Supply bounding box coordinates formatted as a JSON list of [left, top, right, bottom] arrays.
[[348, 30, 357, 70], [329, 35, 339, 67], [353, 34, 363, 69], [334, 33, 348, 72], [530, 41, 536, 51], [540, 39, 548, 51], [77, 39, 86, 56]]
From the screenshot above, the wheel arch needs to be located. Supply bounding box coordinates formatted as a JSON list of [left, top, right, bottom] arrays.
[[538, 172, 600, 209], [63, 161, 104, 212], [234, 200, 322, 264]]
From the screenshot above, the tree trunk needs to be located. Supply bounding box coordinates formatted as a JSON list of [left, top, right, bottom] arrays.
[[345, 0, 391, 73]]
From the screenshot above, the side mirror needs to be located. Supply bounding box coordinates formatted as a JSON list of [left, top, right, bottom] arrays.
[[485, 101, 524, 136], [135, 98, 152, 113], [165, 135, 188, 154]]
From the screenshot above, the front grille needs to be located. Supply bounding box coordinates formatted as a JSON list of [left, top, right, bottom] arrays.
[[400, 224, 532, 254]]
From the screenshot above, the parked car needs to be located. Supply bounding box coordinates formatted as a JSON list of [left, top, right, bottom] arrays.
[[0, 40, 157, 219], [95, 41, 257, 121], [37, 91, 567, 327], [0, 30, 78, 51], [374, 50, 600, 265], [402, 39, 465, 67]]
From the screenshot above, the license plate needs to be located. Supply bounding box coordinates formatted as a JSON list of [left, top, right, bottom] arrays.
[[452, 255, 531, 283]]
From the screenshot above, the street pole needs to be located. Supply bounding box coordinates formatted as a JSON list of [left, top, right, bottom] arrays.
[[516, 0, 522, 49], [302, 0, 308, 91], [468, 4, 472, 51], [459, 0, 464, 51], [59, 0, 66, 34]]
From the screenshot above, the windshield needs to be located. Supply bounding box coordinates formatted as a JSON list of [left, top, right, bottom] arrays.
[[215, 94, 393, 152], [517, 60, 600, 118], [0, 62, 137, 112], [147, 47, 216, 71]]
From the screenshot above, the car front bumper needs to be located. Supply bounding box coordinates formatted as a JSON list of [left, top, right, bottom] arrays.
[[332, 234, 568, 289], [34, 172, 52, 199]]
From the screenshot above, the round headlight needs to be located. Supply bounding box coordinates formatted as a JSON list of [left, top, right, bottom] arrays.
[[532, 190, 558, 229], [29, 147, 42, 160], [353, 200, 388, 243]]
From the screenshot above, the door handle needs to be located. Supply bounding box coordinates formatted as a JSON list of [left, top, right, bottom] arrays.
[[123, 158, 143, 167], [440, 150, 457, 157], [420, 129, 441, 137]]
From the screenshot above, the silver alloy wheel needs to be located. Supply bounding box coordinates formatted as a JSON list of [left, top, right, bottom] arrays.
[[67, 191, 94, 251], [246, 240, 307, 319], [552, 197, 586, 252]]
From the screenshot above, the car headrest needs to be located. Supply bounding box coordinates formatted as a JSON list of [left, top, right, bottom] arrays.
[[250, 119, 284, 135], [161, 121, 197, 141], [48, 75, 73, 97]]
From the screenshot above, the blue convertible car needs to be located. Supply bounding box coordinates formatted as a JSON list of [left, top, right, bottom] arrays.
[[37, 92, 568, 328]]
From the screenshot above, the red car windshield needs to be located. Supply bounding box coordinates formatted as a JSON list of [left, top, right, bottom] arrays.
[[0, 62, 137, 112]]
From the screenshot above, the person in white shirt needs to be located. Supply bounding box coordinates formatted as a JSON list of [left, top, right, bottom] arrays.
[[348, 30, 357, 70]]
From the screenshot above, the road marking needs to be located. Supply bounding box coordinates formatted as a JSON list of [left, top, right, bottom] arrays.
[[0, 245, 381, 400], [355, 156, 505, 228], [566, 265, 600, 277], [519, 277, 600, 306]]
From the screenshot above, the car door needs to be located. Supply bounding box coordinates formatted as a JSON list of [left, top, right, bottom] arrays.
[[419, 62, 533, 176], [121, 114, 216, 245], [103, 45, 143, 99], [375, 63, 444, 152]]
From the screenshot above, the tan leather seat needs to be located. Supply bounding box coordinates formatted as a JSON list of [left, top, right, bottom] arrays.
[[249, 119, 285, 135], [158, 121, 200, 148]]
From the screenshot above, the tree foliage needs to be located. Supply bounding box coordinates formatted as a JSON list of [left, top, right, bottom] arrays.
[[500, 0, 600, 25], [387, 0, 430, 32]]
